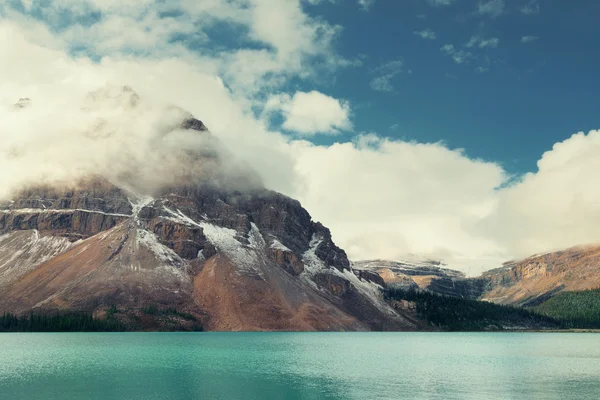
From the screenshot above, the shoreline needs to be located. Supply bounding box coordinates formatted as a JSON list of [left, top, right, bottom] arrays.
[[505, 329, 600, 333]]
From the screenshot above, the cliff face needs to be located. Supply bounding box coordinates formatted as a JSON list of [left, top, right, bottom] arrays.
[[353, 260, 487, 299], [478, 246, 600, 306], [356, 245, 600, 307], [0, 178, 131, 241]]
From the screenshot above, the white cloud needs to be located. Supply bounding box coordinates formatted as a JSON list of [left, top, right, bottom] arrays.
[[370, 60, 406, 92], [520, 0, 540, 15], [292, 135, 508, 274], [414, 29, 437, 40], [296, 130, 600, 274], [441, 44, 456, 54], [426, 0, 456, 6], [1, 0, 344, 96], [476, 130, 600, 261], [476, 0, 505, 18], [441, 44, 473, 64], [466, 35, 500, 48], [521, 35, 538, 43], [370, 77, 393, 92], [265, 91, 352, 135], [358, 0, 376, 11]]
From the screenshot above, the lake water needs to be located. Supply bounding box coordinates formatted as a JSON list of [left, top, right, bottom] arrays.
[[0, 333, 599, 399]]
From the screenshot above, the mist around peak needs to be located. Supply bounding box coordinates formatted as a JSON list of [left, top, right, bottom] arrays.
[[0, 85, 263, 200]]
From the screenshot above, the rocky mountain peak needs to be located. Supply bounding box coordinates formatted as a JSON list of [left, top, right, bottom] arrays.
[[0, 94, 416, 331], [181, 117, 208, 132]]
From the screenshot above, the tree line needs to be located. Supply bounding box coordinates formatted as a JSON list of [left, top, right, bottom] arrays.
[[533, 289, 600, 328], [0, 311, 125, 332], [383, 287, 561, 331]]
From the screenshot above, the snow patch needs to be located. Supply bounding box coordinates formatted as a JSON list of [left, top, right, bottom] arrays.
[[301, 234, 327, 275], [0, 231, 73, 286], [136, 228, 184, 267], [199, 222, 264, 276], [333, 268, 396, 315], [162, 206, 265, 276], [300, 234, 327, 291], [163, 207, 201, 226], [0, 208, 130, 218], [248, 223, 266, 250], [128, 195, 154, 225], [301, 234, 396, 315], [270, 239, 291, 252]]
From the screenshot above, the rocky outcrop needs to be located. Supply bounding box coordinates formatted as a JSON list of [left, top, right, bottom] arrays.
[[313, 273, 351, 297], [145, 218, 208, 259], [181, 118, 208, 132], [152, 187, 351, 271], [267, 247, 304, 276], [3, 177, 132, 214], [0, 209, 127, 241], [353, 269, 385, 287], [0, 177, 132, 241]]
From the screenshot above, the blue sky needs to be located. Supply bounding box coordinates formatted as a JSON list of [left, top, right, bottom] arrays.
[[294, 0, 600, 175]]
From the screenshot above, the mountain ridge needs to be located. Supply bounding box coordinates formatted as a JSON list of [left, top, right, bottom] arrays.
[[355, 244, 600, 307]]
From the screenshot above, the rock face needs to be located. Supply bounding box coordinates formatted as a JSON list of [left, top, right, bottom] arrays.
[[0, 120, 415, 331], [356, 245, 600, 307], [0, 179, 131, 241], [478, 246, 600, 306], [353, 260, 486, 298]]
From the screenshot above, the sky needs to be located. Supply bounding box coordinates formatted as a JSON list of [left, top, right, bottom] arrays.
[[0, 0, 599, 275]]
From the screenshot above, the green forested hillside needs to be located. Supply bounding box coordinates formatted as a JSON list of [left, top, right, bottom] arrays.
[[532, 289, 600, 328], [384, 288, 560, 331]]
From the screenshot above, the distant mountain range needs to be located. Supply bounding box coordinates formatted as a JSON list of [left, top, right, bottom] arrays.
[[354, 247, 600, 327]]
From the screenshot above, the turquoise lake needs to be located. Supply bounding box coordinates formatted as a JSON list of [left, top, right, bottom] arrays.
[[0, 333, 599, 399]]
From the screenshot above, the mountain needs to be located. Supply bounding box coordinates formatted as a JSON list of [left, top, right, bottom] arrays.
[[0, 105, 416, 331], [479, 246, 600, 306], [357, 245, 600, 309], [353, 260, 488, 299]]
